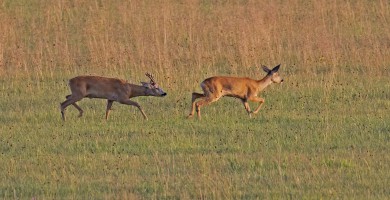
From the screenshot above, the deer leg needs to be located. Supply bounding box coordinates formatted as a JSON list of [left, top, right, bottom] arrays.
[[105, 100, 114, 120], [60, 95, 83, 121], [119, 99, 148, 120], [188, 92, 205, 118], [72, 103, 84, 117], [241, 100, 252, 118], [249, 97, 265, 114], [195, 96, 219, 120]]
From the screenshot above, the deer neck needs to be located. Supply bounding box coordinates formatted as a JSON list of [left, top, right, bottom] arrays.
[[257, 75, 273, 91], [128, 84, 148, 98]]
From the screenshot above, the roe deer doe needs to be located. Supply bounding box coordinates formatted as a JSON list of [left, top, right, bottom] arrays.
[[188, 64, 283, 120]]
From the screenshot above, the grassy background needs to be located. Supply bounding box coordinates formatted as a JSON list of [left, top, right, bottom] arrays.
[[1, 0, 389, 199]]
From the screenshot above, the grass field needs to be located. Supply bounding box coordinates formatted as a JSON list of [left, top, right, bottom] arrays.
[[1, 0, 389, 199]]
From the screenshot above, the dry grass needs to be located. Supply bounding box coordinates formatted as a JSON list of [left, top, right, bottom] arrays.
[[0, 0, 389, 199], [1, 0, 389, 81]]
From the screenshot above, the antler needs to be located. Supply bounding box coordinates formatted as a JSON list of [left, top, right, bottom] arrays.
[[145, 73, 156, 84]]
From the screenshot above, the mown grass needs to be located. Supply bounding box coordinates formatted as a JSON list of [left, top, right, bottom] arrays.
[[1, 0, 390, 199], [1, 71, 389, 199]]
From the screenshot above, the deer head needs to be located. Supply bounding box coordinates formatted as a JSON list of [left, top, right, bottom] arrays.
[[141, 73, 167, 96]]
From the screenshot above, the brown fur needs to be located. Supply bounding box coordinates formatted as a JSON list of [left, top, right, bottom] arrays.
[[60, 75, 166, 121], [188, 65, 283, 120]]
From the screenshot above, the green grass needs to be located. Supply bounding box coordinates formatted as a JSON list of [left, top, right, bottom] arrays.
[[1, 72, 389, 199], [1, 0, 390, 198]]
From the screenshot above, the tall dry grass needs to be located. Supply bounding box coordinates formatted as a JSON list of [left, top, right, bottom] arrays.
[[1, 0, 389, 87], [0, 1, 389, 198]]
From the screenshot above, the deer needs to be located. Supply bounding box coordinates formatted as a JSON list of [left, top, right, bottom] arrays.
[[188, 64, 284, 120], [60, 73, 167, 121]]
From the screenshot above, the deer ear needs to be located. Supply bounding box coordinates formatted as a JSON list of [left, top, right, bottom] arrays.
[[141, 82, 151, 88], [272, 64, 281, 72], [262, 65, 271, 73]]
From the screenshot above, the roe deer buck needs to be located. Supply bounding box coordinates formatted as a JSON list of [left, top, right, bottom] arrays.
[[60, 73, 167, 121], [188, 64, 283, 120]]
